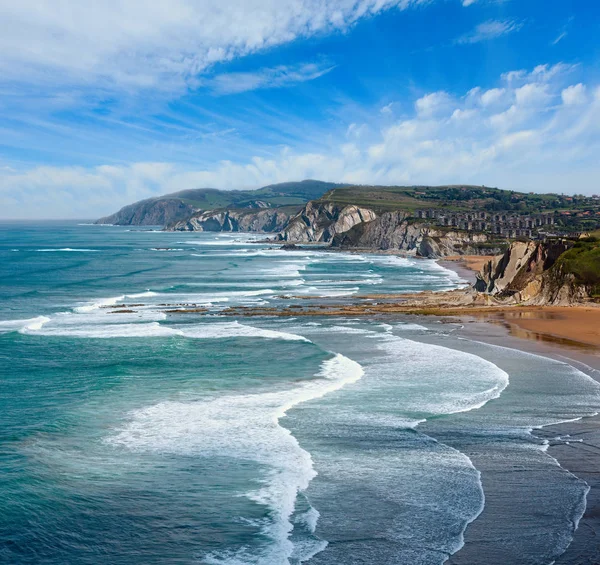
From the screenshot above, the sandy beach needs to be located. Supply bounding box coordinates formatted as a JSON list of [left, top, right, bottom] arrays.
[[464, 307, 600, 349], [446, 319, 600, 565], [438, 255, 600, 349], [439, 254, 496, 282]]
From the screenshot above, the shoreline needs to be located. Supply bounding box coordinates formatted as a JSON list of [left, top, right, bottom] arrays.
[[436, 253, 600, 349], [437, 254, 495, 285], [213, 300, 600, 349], [447, 319, 600, 564], [247, 245, 600, 562], [101, 239, 600, 561]]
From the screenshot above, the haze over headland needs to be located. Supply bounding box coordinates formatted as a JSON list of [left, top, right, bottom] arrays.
[[1, 0, 599, 219]]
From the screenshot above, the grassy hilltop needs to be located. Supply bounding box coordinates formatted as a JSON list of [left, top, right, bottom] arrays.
[[555, 234, 600, 298], [319, 185, 600, 234]]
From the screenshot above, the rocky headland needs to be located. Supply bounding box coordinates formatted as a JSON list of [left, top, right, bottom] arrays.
[[168, 207, 295, 233], [98, 181, 600, 308]]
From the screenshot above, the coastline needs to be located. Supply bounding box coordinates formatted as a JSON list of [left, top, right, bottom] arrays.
[[437, 254, 600, 349], [429, 245, 600, 563], [446, 319, 600, 564], [438, 254, 495, 284], [96, 239, 600, 562], [274, 251, 600, 562]]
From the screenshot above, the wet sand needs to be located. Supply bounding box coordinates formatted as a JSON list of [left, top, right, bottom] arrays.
[[435, 252, 600, 563], [452, 320, 600, 565], [464, 308, 600, 349], [438, 254, 496, 283], [437, 255, 600, 348]]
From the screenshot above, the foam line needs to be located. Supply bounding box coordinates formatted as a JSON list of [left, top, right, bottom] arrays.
[[107, 352, 363, 564]]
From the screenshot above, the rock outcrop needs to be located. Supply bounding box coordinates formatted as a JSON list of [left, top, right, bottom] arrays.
[[168, 208, 294, 233], [332, 212, 497, 257], [278, 202, 377, 243], [97, 199, 196, 226], [474, 239, 589, 305]]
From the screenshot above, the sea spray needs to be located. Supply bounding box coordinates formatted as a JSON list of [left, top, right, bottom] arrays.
[[106, 352, 364, 564]]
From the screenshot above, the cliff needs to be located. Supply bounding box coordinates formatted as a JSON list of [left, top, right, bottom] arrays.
[[331, 212, 499, 257], [278, 201, 377, 243], [474, 239, 598, 305], [168, 207, 296, 233], [96, 198, 196, 226]]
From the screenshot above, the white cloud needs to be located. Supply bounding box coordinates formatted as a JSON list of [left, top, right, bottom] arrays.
[[514, 83, 550, 107], [552, 16, 574, 46], [457, 19, 523, 44], [0, 0, 429, 94], [415, 91, 452, 116], [2, 62, 599, 218], [451, 108, 477, 121], [462, 0, 478, 6], [562, 83, 587, 106], [380, 102, 395, 116], [479, 88, 506, 106], [209, 62, 335, 94], [530, 63, 576, 82], [346, 123, 368, 139]]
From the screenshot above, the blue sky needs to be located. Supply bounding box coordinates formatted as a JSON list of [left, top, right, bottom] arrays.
[[0, 0, 599, 218]]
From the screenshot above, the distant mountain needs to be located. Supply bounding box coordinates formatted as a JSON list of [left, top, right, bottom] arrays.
[[95, 180, 346, 226]]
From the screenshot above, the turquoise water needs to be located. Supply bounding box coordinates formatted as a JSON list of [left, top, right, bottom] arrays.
[[1, 222, 599, 564]]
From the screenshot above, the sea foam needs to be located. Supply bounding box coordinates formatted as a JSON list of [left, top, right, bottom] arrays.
[[36, 248, 99, 252], [107, 352, 363, 564], [0, 316, 51, 333], [18, 318, 312, 342]]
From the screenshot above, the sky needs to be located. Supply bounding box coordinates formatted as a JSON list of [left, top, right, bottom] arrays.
[[0, 0, 599, 218]]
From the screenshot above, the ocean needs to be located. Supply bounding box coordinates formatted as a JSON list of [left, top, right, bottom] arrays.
[[1, 221, 599, 564]]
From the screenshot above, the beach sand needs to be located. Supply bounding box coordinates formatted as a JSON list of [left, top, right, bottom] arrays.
[[464, 307, 600, 349], [438, 254, 496, 283], [452, 319, 600, 565], [437, 254, 600, 349]]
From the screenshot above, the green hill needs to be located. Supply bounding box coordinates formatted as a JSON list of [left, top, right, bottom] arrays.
[[96, 180, 347, 225], [555, 237, 600, 298], [320, 185, 569, 214]]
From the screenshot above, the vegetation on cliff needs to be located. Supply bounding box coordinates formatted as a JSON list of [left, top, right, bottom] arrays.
[[320, 184, 599, 214], [554, 237, 600, 298], [475, 237, 600, 305]]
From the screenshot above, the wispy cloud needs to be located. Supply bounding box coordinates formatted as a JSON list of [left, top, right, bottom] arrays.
[[3, 62, 598, 218], [462, 0, 511, 6], [552, 31, 567, 45], [552, 16, 574, 45], [0, 0, 430, 96], [380, 102, 394, 116], [457, 19, 523, 44], [209, 62, 335, 95]]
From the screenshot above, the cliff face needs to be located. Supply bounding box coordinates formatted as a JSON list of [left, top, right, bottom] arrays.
[[332, 212, 496, 257], [96, 199, 196, 226], [168, 208, 294, 233], [278, 202, 377, 243], [474, 240, 589, 305]]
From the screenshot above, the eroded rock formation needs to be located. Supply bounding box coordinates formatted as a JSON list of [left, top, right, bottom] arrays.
[[168, 208, 294, 233], [474, 240, 590, 305], [278, 202, 378, 243], [332, 212, 497, 257]]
